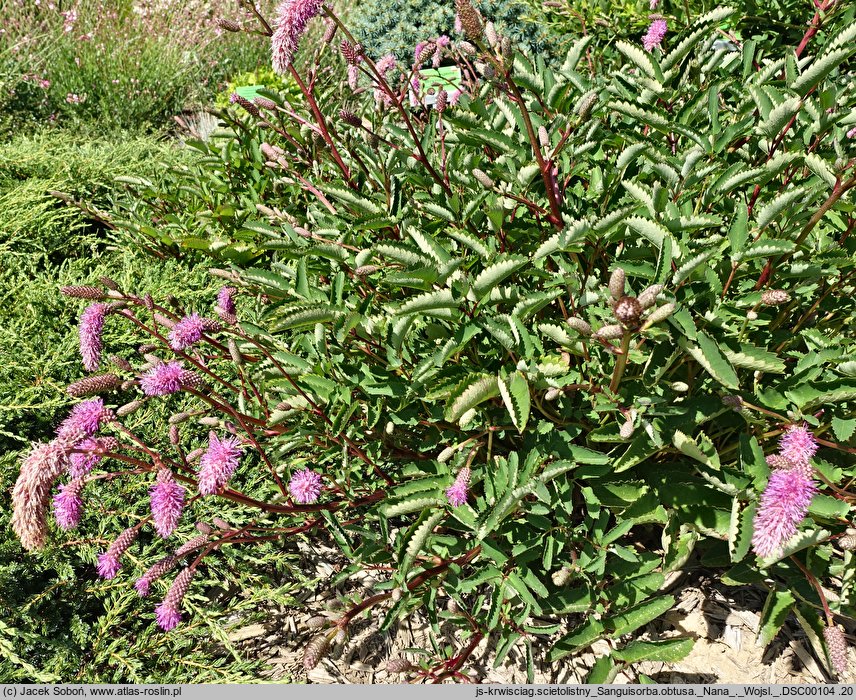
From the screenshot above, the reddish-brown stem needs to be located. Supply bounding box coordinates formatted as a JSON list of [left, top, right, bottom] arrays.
[[287, 66, 354, 185]]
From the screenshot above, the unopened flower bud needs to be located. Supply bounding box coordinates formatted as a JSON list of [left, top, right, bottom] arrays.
[[216, 18, 242, 32], [566, 317, 592, 336], [99, 277, 120, 291], [175, 533, 209, 556], [391, 587, 402, 602], [229, 93, 260, 117], [619, 418, 634, 439], [117, 399, 144, 416], [61, 285, 105, 299], [544, 388, 561, 401], [169, 425, 180, 445], [485, 21, 498, 47], [824, 624, 849, 676], [340, 40, 359, 64], [435, 89, 448, 113], [322, 20, 337, 43], [501, 36, 512, 60], [473, 168, 494, 188], [670, 381, 689, 392], [575, 91, 598, 120], [354, 265, 380, 276], [334, 628, 347, 645], [552, 567, 572, 586], [455, 0, 484, 40], [386, 658, 414, 674], [306, 616, 329, 629], [608, 268, 626, 300], [198, 416, 221, 427], [154, 313, 175, 329], [110, 355, 132, 371], [186, 447, 205, 463], [254, 96, 278, 111], [169, 411, 194, 425], [339, 109, 361, 127], [120, 380, 137, 392], [446, 598, 460, 613], [416, 42, 436, 64], [303, 633, 331, 670], [637, 284, 663, 310], [761, 289, 791, 306], [641, 302, 676, 329], [228, 339, 243, 366], [538, 125, 549, 148], [67, 374, 120, 397], [594, 324, 624, 341]]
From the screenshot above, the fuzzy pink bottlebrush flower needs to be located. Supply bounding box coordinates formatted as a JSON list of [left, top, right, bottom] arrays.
[[197, 432, 243, 495], [69, 436, 118, 478], [12, 441, 70, 550], [150, 469, 185, 538], [847, 126, 856, 139], [643, 18, 667, 52], [56, 398, 111, 444], [289, 468, 322, 504], [271, 0, 323, 74], [97, 527, 139, 579], [135, 555, 178, 597], [751, 468, 817, 559], [79, 302, 108, 372], [446, 467, 471, 508], [779, 424, 818, 470], [53, 478, 85, 530], [168, 313, 205, 351], [140, 361, 193, 397], [155, 567, 196, 631]]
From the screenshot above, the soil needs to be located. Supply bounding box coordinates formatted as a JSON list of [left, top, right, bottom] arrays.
[[227, 542, 855, 684]]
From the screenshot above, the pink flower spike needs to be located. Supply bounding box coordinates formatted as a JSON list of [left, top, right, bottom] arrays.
[[197, 432, 243, 495], [53, 478, 85, 530], [56, 398, 111, 443], [150, 469, 186, 538], [155, 567, 196, 631], [69, 436, 118, 478], [779, 424, 818, 468], [79, 302, 107, 372], [751, 468, 816, 559], [216, 286, 236, 320], [643, 18, 667, 52], [97, 527, 138, 579], [446, 467, 471, 508], [155, 601, 182, 631], [271, 0, 324, 74], [168, 313, 205, 351], [289, 468, 322, 504], [140, 361, 190, 397]]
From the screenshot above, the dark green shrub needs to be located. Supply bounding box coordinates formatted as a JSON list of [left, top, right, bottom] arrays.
[[15, 0, 856, 680], [349, 0, 558, 61]]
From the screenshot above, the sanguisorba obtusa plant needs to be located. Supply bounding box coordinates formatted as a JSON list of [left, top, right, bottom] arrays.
[[16, 0, 856, 681]]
